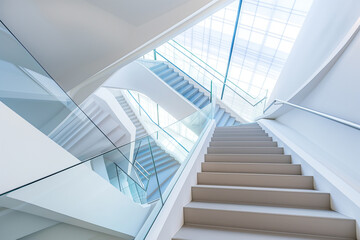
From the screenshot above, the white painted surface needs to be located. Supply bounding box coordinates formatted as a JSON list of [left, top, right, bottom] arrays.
[[21, 222, 125, 240], [255, 7, 360, 237], [104, 61, 197, 119], [93, 88, 136, 144], [144, 120, 216, 240], [0, 102, 151, 238], [0, 102, 79, 194], [259, 119, 360, 239], [266, 28, 360, 193], [90, 156, 110, 182], [0, 0, 234, 103], [269, 0, 360, 104]]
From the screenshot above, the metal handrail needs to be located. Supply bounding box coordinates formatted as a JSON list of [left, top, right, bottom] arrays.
[[264, 99, 360, 130], [134, 160, 150, 177]]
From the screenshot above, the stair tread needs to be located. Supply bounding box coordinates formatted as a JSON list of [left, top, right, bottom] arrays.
[[201, 162, 301, 174], [199, 172, 310, 177], [173, 225, 346, 240], [185, 202, 351, 219], [192, 184, 327, 194], [198, 172, 313, 189]]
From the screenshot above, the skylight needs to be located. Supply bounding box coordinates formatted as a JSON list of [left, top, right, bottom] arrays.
[[174, 0, 313, 98]]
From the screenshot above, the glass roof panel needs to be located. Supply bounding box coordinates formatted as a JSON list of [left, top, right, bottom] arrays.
[[174, 0, 313, 98]]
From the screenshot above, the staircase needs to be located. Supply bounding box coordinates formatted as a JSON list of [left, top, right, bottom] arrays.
[[173, 123, 356, 239], [48, 99, 128, 160], [149, 63, 240, 127], [115, 95, 181, 202]]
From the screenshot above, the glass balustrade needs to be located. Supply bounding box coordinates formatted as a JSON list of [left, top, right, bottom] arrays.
[[1, 20, 218, 240], [141, 39, 268, 121], [0, 21, 120, 161], [0, 98, 215, 240]]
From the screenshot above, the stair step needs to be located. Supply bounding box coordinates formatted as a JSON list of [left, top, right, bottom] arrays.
[[184, 202, 355, 238], [163, 72, 179, 82], [218, 112, 231, 127], [197, 172, 313, 189], [147, 158, 178, 174], [179, 84, 193, 95], [167, 76, 183, 86], [184, 88, 199, 99], [214, 108, 225, 123], [210, 141, 277, 147], [194, 95, 209, 108], [219, 124, 260, 129], [173, 225, 342, 240], [213, 132, 268, 137], [192, 185, 330, 209], [190, 92, 204, 104], [173, 80, 189, 91], [205, 154, 291, 163], [150, 63, 167, 72], [207, 147, 284, 154], [214, 128, 265, 133], [158, 68, 174, 78], [215, 125, 262, 130], [201, 162, 301, 175], [211, 136, 272, 141], [199, 98, 210, 109], [147, 164, 180, 201], [226, 117, 236, 126]]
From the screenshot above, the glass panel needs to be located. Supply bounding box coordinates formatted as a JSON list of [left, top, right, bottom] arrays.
[[0, 90, 216, 239], [0, 22, 118, 161], [139, 41, 267, 120]]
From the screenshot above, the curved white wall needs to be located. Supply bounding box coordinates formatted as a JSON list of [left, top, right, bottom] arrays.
[[269, 0, 360, 104], [260, 2, 360, 236]]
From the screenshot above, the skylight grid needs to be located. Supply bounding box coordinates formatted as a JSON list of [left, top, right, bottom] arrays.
[[226, 0, 312, 98], [168, 0, 313, 118], [175, 1, 239, 75]]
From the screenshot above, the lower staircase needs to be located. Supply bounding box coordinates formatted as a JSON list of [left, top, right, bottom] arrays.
[[148, 63, 240, 127], [173, 123, 356, 239], [115, 95, 180, 202]]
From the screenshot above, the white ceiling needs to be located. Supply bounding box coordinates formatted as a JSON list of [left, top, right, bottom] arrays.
[[0, 0, 229, 102], [87, 0, 190, 26]]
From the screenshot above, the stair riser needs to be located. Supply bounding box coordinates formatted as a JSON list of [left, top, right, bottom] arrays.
[[192, 186, 330, 209], [201, 163, 301, 175], [205, 154, 291, 163], [207, 147, 284, 154], [213, 133, 268, 137], [151, 64, 167, 73], [218, 125, 260, 129], [184, 208, 355, 238], [211, 137, 272, 141], [198, 173, 313, 189], [214, 129, 265, 133], [210, 141, 277, 147]]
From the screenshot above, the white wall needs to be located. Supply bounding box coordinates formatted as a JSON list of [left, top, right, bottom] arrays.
[[275, 28, 360, 191], [260, 2, 360, 236], [0, 103, 151, 238], [103, 61, 197, 120], [269, 0, 360, 103]]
